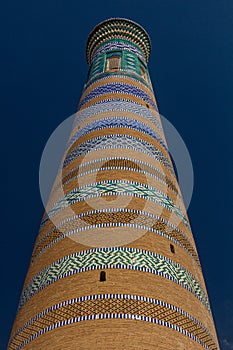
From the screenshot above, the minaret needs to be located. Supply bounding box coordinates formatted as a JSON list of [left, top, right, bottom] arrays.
[[8, 18, 219, 350]]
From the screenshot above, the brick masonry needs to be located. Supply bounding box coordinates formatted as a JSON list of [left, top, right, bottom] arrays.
[[8, 18, 219, 350]]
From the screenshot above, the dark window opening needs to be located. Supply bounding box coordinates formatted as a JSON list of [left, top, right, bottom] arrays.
[[146, 103, 150, 108], [100, 271, 106, 282], [170, 244, 175, 254], [106, 53, 121, 72]]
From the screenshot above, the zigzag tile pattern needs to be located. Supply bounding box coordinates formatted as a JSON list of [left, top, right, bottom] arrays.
[[19, 247, 209, 310], [9, 294, 217, 350], [43, 180, 188, 227]]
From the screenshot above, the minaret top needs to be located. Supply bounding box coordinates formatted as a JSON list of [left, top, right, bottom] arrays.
[[86, 18, 151, 65]]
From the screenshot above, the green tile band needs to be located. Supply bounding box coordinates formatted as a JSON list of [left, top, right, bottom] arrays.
[[19, 247, 209, 311]]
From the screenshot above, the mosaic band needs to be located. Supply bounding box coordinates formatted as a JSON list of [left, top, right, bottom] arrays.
[[19, 247, 209, 311], [9, 294, 217, 350], [53, 159, 178, 195], [32, 210, 199, 266], [72, 100, 163, 132]]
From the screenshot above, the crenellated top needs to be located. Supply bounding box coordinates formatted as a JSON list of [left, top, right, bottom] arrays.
[[86, 18, 151, 66]]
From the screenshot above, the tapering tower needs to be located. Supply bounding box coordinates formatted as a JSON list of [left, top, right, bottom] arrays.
[[8, 18, 219, 350]]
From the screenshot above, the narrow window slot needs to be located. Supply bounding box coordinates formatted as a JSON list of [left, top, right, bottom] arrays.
[[170, 244, 175, 254], [100, 271, 106, 282]]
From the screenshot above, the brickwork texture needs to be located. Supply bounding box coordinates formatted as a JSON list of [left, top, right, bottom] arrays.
[[8, 18, 219, 350]]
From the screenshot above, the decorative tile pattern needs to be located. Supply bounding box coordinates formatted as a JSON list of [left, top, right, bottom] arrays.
[[84, 75, 154, 95], [86, 18, 151, 64], [86, 70, 151, 89], [87, 47, 151, 84], [53, 157, 177, 195], [67, 117, 167, 151], [9, 294, 217, 350], [79, 82, 157, 109], [44, 180, 188, 227], [19, 247, 209, 310], [81, 96, 158, 113], [39, 207, 182, 235], [55, 163, 177, 196], [91, 40, 145, 64], [73, 99, 163, 131], [63, 134, 173, 173], [37, 208, 194, 257], [9, 18, 219, 350], [81, 76, 155, 102], [33, 208, 198, 264]]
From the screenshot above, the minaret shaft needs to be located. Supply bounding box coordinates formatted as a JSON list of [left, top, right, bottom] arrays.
[[8, 18, 219, 350]]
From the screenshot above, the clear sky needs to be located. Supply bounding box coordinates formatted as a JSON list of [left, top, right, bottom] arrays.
[[2, 1, 233, 349]]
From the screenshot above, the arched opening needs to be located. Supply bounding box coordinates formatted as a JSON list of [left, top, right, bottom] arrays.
[[100, 271, 106, 282]]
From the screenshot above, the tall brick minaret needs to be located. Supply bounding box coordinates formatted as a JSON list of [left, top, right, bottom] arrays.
[[8, 18, 219, 350]]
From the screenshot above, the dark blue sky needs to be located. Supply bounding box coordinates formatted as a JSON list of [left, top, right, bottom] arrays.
[[2, 1, 233, 349]]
